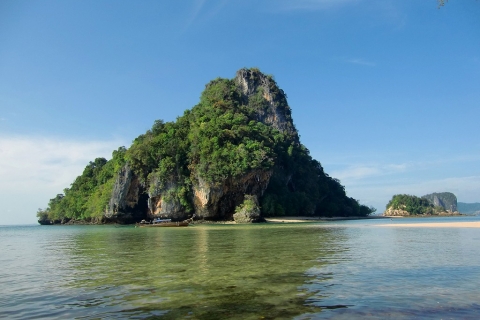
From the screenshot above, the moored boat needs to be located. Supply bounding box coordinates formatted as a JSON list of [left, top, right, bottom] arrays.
[[138, 221, 189, 227], [137, 217, 193, 227]]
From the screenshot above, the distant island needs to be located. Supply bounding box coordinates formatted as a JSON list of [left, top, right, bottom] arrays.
[[384, 192, 461, 216], [37, 68, 375, 225], [457, 202, 480, 215]]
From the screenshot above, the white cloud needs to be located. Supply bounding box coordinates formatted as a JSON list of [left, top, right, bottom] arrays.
[[399, 176, 480, 203], [331, 163, 407, 181], [332, 166, 380, 180], [0, 135, 125, 225]]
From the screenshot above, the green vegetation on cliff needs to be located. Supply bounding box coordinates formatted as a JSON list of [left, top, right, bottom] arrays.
[[37, 148, 126, 223], [38, 68, 374, 224]]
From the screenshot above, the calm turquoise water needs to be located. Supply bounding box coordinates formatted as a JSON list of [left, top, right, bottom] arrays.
[[1, 216, 480, 319]]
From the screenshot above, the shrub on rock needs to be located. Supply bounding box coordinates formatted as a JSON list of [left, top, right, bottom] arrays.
[[233, 195, 262, 223]]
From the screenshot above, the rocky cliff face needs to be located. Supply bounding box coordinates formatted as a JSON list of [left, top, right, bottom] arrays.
[[383, 207, 460, 216], [147, 179, 185, 220], [422, 192, 457, 212], [184, 69, 298, 221], [106, 163, 273, 223], [192, 169, 272, 220], [384, 207, 410, 216], [105, 164, 148, 223], [235, 68, 299, 141]]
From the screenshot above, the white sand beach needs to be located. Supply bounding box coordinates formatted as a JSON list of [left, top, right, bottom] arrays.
[[378, 221, 480, 228]]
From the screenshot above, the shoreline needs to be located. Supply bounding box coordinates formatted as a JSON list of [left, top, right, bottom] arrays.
[[39, 214, 475, 226], [40, 215, 390, 226]]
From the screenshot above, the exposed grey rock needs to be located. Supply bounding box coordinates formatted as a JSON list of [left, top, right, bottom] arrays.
[[235, 68, 299, 141], [147, 178, 186, 220], [105, 164, 148, 223], [192, 170, 272, 221], [383, 207, 410, 216], [422, 192, 457, 212]]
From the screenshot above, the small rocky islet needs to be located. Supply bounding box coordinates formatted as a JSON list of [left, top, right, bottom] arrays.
[[37, 68, 375, 225], [384, 192, 462, 216]]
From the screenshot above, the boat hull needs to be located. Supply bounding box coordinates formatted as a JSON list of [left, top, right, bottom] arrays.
[[138, 221, 189, 227]]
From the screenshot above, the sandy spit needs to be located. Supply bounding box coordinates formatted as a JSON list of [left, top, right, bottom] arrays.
[[377, 221, 480, 228], [265, 216, 388, 223]]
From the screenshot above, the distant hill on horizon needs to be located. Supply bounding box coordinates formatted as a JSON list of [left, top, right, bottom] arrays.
[[457, 202, 480, 215]]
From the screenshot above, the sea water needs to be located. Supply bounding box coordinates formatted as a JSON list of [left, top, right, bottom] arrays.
[[1, 216, 480, 319]]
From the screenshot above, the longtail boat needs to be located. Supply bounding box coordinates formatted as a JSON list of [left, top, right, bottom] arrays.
[[137, 217, 193, 227]]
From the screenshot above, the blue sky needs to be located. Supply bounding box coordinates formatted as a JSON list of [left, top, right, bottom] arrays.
[[1, 0, 479, 224]]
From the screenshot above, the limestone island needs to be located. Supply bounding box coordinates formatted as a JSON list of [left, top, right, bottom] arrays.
[[384, 192, 462, 217], [37, 68, 375, 225]]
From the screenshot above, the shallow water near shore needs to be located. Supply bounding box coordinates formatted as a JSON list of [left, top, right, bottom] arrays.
[[1, 216, 480, 319]]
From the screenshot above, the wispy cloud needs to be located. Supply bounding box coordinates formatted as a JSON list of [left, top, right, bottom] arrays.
[[346, 58, 376, 67], [277, 0, 360, 11], [182, 0, 228, 32], [183, 0, 207, 32], [0, 135, 124, 191], [326, 152, 480, 212], [0, 135, 125, 224], [331, 163, 407, 181]]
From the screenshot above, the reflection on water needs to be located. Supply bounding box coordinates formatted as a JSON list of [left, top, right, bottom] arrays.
[[1, 219, 480, 319], [63, 225, 343, 319]]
